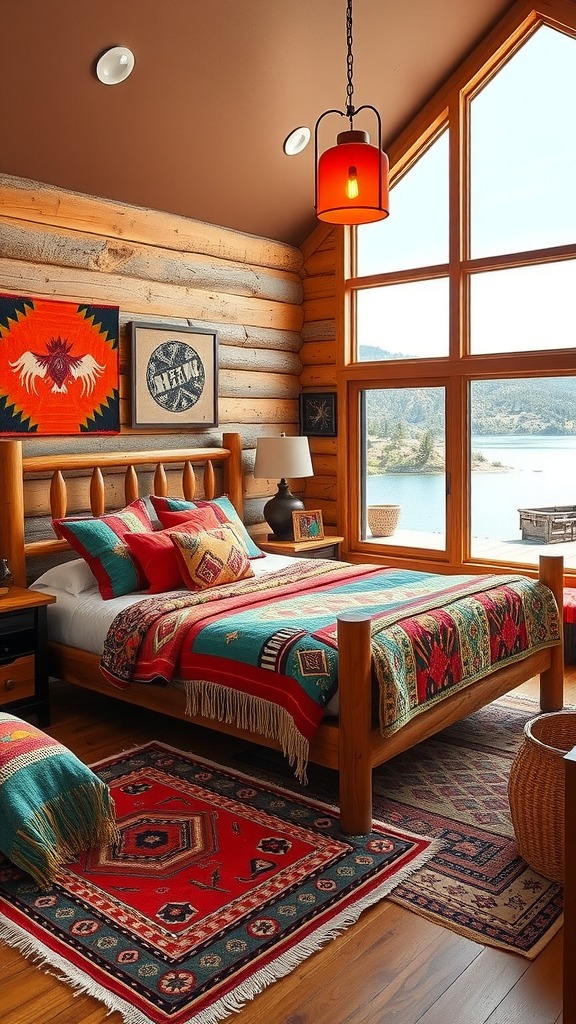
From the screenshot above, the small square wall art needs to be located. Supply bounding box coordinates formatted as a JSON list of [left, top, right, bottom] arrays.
[[0, 294, 120, 435]]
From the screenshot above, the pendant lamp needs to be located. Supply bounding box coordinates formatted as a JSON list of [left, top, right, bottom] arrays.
[[315, 0, 389, 224], [283, 0, 389, 225]]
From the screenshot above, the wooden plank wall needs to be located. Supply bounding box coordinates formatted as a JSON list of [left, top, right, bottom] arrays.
[[299, 224, 338, 529], [0, 173, 306, 528]]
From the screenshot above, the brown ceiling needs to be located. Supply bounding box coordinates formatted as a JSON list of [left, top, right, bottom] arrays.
[[2, 0, 515, 247]]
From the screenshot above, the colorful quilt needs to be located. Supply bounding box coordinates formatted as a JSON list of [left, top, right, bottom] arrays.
[[100, 561, 561, 780]]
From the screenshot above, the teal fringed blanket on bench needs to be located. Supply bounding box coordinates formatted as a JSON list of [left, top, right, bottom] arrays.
[[0, 712, 118, 887]]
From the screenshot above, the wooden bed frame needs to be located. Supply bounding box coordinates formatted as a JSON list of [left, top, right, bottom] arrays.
[[0, 432, 565, 835]]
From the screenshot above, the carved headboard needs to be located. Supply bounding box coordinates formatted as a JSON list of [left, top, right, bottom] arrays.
[[0, 432, 243, 587]]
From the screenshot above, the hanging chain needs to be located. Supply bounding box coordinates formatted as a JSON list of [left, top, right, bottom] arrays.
[[345, 0, 355, 124]]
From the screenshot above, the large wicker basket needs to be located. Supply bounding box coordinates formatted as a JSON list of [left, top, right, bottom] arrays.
[[367, 504, 401, 537], [508, 710, 576, 882]]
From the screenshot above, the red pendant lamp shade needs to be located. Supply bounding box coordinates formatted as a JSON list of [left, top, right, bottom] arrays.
[[317, 129, 389, 225], [284, 1, 390, 228]]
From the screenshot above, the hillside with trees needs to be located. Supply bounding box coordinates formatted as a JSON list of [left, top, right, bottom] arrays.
[[360, 346, 575, 473]]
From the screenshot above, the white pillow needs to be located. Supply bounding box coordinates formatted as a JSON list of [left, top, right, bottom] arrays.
[[33, 559, 98, 596]]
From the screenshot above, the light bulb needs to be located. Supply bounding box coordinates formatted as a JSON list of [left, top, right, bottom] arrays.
[[345, 165, 359, 199]]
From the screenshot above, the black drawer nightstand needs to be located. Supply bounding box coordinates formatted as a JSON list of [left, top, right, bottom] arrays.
[[0, 587, 56, 726]]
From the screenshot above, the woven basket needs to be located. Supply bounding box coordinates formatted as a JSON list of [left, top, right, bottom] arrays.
[[508, 710, 576, 882], [367, 504, 401, 537]]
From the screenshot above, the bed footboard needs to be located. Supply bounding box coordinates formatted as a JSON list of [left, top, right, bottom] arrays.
[[334, 554, 565, 834]]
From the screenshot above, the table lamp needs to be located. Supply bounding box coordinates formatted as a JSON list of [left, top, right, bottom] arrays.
[[253, 433, 314, 540]]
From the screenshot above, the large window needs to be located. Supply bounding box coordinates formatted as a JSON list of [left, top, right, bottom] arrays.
[[346, 8, 576, 579]]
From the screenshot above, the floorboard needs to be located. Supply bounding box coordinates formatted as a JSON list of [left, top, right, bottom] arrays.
[[1, 666, 574, 1024]]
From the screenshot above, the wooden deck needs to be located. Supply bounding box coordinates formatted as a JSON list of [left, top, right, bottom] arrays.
[[365, 530, 576, 571]]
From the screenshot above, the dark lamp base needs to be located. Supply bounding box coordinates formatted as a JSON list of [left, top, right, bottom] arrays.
[[263, 481, 304, 541]]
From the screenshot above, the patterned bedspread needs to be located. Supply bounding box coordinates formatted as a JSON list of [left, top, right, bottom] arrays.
[[100, 560, 561, 780]]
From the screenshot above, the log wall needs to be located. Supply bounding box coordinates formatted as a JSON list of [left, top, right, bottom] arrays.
[[299, 224, 339, 529], [0, 174, 306, 529]]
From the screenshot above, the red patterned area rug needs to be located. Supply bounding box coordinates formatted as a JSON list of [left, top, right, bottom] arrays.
[[0, 742, 437, 1024], [233, 697, 564, 959]]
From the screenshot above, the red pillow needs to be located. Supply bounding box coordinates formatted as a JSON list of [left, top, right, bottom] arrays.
[[157, 508, 221, 530], [125, 507, 220, 593]]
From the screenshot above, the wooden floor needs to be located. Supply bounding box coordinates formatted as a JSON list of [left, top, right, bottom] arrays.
[[2, 667, 576, 1024]]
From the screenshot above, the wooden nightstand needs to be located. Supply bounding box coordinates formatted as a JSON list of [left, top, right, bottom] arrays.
[[258, 536, 345, 560], [0, 587, 57, 727]]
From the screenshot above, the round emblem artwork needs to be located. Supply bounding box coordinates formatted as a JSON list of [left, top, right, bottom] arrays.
[[146, 341, 205, 413]]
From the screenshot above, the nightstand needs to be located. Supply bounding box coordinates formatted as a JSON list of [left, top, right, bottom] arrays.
[[0, 587, 57, 727], [258, 536, 345, 560]]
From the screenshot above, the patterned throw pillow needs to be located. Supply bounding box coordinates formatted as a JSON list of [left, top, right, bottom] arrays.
[[150, 494, 264, 558], [125, 507, 220, 593], [53, 499, 154, 600], [169, 521, 255, 591]]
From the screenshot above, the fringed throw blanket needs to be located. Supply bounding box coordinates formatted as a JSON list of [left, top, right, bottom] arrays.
[[0, 713, 118, 887], [100, 562, 561, 780]]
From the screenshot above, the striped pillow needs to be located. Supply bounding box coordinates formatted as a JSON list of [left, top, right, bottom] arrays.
[[53, 499, 153, 600]]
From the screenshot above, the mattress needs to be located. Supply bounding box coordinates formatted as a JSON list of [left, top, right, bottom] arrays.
[[31, 553, 342, 717], [31, 553, 300, 655]]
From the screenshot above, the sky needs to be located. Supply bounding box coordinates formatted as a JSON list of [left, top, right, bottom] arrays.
[[355, 25, 576, 359]]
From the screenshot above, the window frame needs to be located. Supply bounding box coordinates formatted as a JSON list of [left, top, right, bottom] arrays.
[[338, 0, 576, 585]]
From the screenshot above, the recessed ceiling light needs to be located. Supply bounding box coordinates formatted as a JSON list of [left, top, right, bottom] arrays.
[[96, 46, 135, 86], [283, 126, 311, 156]]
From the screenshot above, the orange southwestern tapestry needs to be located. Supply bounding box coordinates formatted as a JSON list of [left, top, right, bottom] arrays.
[[0, 294, 119, 434]]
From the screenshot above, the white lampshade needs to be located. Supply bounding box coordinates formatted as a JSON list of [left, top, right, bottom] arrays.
[[254, 434, 313, 480]]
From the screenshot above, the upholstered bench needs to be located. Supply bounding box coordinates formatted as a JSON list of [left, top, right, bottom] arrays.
[[565, 589, 576, 664], [0, 712, 118, 887]]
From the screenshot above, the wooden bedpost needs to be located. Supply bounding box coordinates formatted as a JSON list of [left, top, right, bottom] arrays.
[[539, 554, 564, 712], [0, 439, 26, 587], [222, 432, 244, 520], [564, 746, 576, 1022], [337, 611, 373, 835]]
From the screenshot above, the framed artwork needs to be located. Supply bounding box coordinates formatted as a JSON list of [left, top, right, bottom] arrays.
[[0, 294, 119, 435], [292, 509, 325, 542], [299, 391, 337, 437], [130, 322, 218, 429]]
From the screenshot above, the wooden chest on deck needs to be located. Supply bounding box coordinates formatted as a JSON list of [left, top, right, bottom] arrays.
[[518, 506, 576, 543]]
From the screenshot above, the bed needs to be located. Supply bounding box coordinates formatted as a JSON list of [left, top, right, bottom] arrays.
[[0, 432, 565, 835]]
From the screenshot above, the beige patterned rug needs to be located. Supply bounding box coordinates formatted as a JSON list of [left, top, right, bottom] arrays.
[[233, 697, 563, 958]]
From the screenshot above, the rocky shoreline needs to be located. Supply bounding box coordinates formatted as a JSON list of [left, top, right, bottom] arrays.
[[366, 437, 510, 475]]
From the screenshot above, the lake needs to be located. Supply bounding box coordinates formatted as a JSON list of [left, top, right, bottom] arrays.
[[366, 434, 576, 541]]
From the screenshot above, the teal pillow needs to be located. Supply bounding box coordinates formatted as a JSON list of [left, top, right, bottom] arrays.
[[149, 494, 263, 559], [53, 498, 154, 599]]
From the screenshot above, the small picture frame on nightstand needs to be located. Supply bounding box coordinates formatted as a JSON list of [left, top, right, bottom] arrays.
[[292, 509, 324, 542]]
